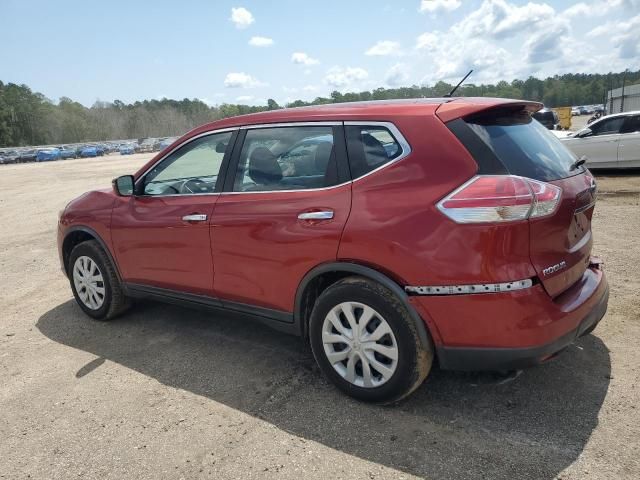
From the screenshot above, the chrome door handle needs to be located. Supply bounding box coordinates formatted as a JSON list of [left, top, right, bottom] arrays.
[[182, 214, 208, 222], [298, 211, 334, 220]]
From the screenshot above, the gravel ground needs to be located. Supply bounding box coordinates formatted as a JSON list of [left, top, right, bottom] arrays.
[[0, 154, 639, 480]]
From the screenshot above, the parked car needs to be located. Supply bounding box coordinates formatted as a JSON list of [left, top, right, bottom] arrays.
[[138, 139, 158, 153], [36, 148, 61, 162], [80, 146, 99, 158], [561, 110, 640, 168], [17, 149, 38, 162], [157, 138, 176, 151], [532, 108, 560, 129], [0, 150, 19, 164], [59, 147, 78, 159], [119, 143, 135, 155], [58, 98, 608, 403], [571, 107, 581, 116]]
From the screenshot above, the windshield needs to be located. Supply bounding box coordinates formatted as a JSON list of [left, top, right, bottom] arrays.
[[464, 110, 582, 181]]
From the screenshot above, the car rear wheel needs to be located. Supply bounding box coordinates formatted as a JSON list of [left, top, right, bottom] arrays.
[[68, 240, 130, 321], [309, 276, 433, 404]]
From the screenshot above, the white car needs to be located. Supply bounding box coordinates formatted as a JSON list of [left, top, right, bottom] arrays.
[[561, 111, 640, 168]]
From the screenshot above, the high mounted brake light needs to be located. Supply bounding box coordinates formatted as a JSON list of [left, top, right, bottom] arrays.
[[437, 175, 561, 224]]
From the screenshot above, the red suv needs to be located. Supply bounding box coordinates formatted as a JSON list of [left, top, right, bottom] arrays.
[[58, 98, 609, 403]]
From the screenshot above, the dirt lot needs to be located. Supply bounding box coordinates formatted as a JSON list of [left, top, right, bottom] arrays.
[[1, 154, 639, 479]]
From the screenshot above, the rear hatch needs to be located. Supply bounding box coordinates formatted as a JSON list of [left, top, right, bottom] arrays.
[[446, 105, 596, 298]]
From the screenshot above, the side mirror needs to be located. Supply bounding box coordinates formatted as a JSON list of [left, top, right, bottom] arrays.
[[112, 175, 134, 196], [576, 128, 592, 138]]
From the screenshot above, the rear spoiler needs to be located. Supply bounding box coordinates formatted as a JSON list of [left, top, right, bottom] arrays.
[[436, 98, 543, 123]]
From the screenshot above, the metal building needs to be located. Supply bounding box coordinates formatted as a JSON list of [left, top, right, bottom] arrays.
[[607, 83, 640, 114]]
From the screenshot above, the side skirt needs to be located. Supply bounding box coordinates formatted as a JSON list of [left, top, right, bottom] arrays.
[[123, 283, 298, 335]]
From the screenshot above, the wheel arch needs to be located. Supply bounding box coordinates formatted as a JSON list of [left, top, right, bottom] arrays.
[[62, 226, 121, 280], [294, 262, 431, 350]]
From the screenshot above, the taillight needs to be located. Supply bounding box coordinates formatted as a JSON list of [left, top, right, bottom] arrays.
[[437, 175, 561, 224]]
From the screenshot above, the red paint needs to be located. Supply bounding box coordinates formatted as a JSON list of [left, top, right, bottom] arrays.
[[58, 97, 608, 355]]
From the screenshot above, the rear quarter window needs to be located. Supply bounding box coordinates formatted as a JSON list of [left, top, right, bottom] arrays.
[[345, 125, 404, 179]]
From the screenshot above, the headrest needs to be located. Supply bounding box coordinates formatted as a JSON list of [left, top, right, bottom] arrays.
[[361, 133, 388, 165], [249, 147, 282, 184]]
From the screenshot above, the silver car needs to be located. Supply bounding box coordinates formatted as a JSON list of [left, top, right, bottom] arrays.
[[561, 111, 640, 168]]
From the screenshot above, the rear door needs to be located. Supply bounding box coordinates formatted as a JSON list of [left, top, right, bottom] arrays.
[[570, 116, 626, 168], [211, 123, 351, 314], [618, 114, 640, 168], [458, 109, 597, 297]]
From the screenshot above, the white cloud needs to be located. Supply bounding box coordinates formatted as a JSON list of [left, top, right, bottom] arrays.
[[324, 66, 369, 88], [413, 0, 592, 85], [419, 0, 461, 13], [236, 95, 254, 102], [302, 85, 318, 92], [365, 40, 402, 56], [586, 13, 640, 60], [416, 32, 438, 50], [230, 7, 254, 29], [564, 0, 633, 16], [248, 36, 273, 47], [612, 14, 640, 59], [385, 63, 410, 86], [564, 2, 592, 16], [454, 0, 555, 40], [291, 52, 320, 66], [223, 72, 266, 88], [525, 21, 570, 64]]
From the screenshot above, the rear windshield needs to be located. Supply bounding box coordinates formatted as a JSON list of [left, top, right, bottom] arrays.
[[459, 110, 581, 181]]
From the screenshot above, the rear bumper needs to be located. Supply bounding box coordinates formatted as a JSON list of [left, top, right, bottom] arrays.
[[436, 283, 608, 370], [410, 264, 609, 371]]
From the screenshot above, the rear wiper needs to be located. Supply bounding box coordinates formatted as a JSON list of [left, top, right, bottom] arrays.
[[570, 156, 587, 171]]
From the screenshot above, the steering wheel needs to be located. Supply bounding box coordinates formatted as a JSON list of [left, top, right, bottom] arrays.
[[181, 178, 211, 194]]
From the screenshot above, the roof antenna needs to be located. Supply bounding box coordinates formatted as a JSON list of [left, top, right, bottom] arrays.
[[444, 69, 473, 98]]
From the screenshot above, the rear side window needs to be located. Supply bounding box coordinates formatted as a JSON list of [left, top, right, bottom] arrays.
[[451, 109, 581, 181], [620, 115, 640, 134], [589, 117, 625, 136], [345, 125, 403, 179]]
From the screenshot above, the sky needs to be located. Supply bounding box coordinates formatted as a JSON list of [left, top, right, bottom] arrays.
[[1, 0, 639, 107]]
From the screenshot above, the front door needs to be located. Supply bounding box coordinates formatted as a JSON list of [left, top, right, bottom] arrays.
[[111, 130, 235, 295], [211, 124, 352, 314]]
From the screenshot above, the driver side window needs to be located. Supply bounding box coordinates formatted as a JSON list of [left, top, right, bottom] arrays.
[[143, 131, 232, 195]]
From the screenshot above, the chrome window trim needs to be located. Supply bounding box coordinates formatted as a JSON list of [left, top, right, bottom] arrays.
[[221, 181, 351, 195], [240, 121, 342, 129], [134, 120, 413, 197], [134, 127, 239, 194]]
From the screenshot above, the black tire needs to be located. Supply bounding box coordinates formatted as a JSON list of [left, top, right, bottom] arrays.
[[580, 321, 598, 337], [68, 240, 130, 321], [309, 276, 433, 404]]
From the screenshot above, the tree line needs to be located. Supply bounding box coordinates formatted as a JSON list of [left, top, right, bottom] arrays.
[[1, 69, 638, 147]]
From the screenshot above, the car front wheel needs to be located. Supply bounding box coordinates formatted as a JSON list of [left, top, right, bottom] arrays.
[[309, 276, 433, 403], [68, 240, 130, 320]]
